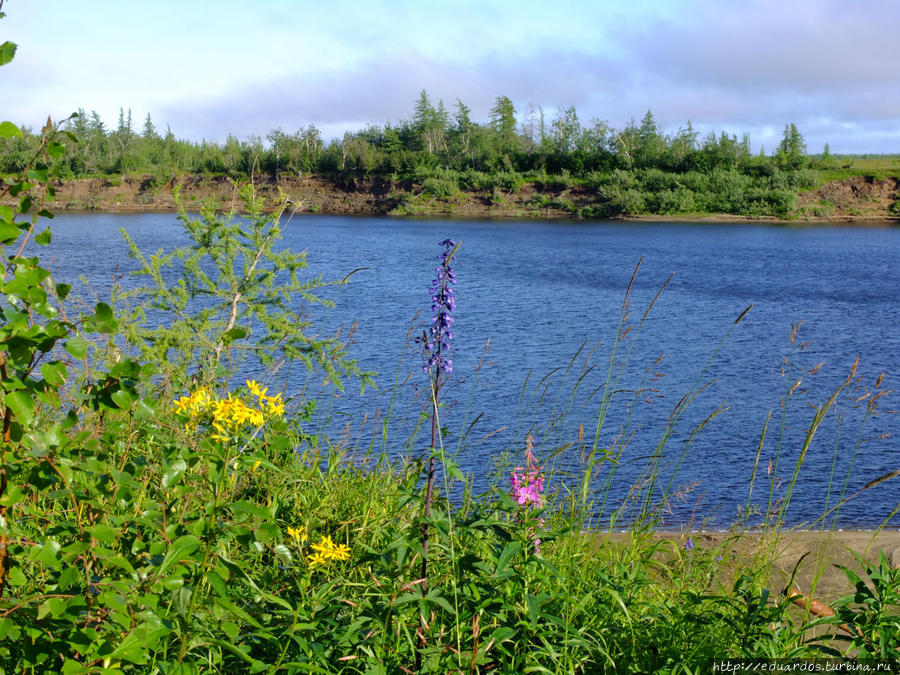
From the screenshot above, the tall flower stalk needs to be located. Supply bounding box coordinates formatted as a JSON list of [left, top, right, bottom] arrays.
[[416, 238, 458, 664], [511, 434, 546, 553], [421, 238, 457, 558]]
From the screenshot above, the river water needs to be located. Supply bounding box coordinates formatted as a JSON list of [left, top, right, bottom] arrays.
[[44, 213, 900, 529]]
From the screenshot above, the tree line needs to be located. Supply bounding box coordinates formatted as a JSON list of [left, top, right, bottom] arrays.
[[0, 91, 815, 180], [1, 92, 832, 217]]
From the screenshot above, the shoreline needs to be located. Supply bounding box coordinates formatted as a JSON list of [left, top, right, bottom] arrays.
[[604, 528, 900, 602], [8, 174, 897, 225], [34, 204, 900, 227]]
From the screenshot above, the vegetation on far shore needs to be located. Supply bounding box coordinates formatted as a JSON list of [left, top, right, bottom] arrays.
[[3, 93, 900, 220]]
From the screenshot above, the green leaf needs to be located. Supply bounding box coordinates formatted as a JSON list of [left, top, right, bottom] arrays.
[[25, 168, 48, 183], [494, 541, 523, 577], [253, 522, 279, 544], [425, 588, 455, 614], [111, 388, 135, 410], [161, 459, 187, 489], [0, 121, 22, 139], [206, 570, 230, 599], [0, 204, 13, 224], [273, 544, 293, 565], [489, 626, 517, 644], [7, 181, 30, 196], [7, 567, 27, 587], [91, 301, 118, 333], [223, 325, 248, 344], [89, 524, 119, 545], [46, 141, 65, 159], [34, 539, 62, 568], [157, 535, 201, 576], [0, 221, 19, 243], [4, 390, 34, 426], [64, 336, 88, 359], [41, 361, 68, 387], [229, 500, 271, 520], [134, 398, 157, 419], [34, 228, 51, 245], [106, 556, 137, 576], [0, 617, 21, 641], [0, 41, 16, 67]]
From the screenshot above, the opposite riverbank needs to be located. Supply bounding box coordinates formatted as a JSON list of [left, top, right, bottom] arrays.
[[26, 173, 900, 223]]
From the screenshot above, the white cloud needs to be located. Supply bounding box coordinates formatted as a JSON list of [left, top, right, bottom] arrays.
[[3, 0, 899, 153]]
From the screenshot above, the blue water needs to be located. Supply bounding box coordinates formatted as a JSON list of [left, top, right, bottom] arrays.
[[44, 213, 900, 529]]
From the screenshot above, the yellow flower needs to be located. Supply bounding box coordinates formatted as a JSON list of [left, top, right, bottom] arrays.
[[264, 393, 285, 419], [310, 534, 351, 562], [329, 542, 351, 561], [246, 379, 266, 398], [286, 525, 308, 544], [174, 382, 281, 442], [307, 551, 329, 569]]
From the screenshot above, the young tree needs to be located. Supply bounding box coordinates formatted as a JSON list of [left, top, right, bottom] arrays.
[[142, 113, 158, 140], [412, 89, 446, 155], [449, 98, 473, 167], [776, 122, 807, 170], [635, 109, 663, 168], [489, 94, 518, 163]]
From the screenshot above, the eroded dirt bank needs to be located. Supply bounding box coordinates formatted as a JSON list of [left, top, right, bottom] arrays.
[[18, 174, 900, 223]]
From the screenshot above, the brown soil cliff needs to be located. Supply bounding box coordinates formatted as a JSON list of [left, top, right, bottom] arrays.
[[10, 174, 900, 223]]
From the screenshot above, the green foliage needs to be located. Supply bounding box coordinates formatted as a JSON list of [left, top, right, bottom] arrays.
[[118, 184, 371, 394], [829, 551, 900, 657]]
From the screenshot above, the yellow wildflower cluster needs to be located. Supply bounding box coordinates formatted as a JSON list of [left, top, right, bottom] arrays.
[[308, 535, 351, 569], [284, 522, 350, 571], [173, 380, 285, 442], [286, 525, 308, 544]]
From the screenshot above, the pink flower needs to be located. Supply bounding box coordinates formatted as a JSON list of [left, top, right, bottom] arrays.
[[510, 435, 546, 554], [510, 468, 544, 506]]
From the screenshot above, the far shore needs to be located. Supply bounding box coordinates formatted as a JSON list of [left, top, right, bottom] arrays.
[[7, 174, 898, 225]]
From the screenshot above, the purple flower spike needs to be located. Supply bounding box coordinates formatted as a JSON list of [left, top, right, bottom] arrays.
[[421, 239, 457, 378]]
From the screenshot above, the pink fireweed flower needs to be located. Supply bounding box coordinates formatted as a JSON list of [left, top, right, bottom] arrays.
[[510, 435, 544, 507], [510, 435, 545, 554], [510, 468, 545, 506]]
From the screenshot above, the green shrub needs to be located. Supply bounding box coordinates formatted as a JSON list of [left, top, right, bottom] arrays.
[[421, 175, 459, 200]]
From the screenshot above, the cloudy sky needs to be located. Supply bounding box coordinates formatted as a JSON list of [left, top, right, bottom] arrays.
[[3, 0, 899, 154]]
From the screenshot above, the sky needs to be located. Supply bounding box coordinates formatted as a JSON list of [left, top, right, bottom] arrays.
[[3, 0, 899, 154]]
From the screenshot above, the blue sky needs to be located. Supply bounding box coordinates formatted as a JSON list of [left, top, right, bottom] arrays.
[[3, 0, 899, 153]]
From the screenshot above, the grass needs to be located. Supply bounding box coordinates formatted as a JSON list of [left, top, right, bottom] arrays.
[[815, 155, 900, 184]]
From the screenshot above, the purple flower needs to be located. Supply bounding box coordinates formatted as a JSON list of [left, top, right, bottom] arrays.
[[684, 538, 695, 552], [421, 239, 457, 377]]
